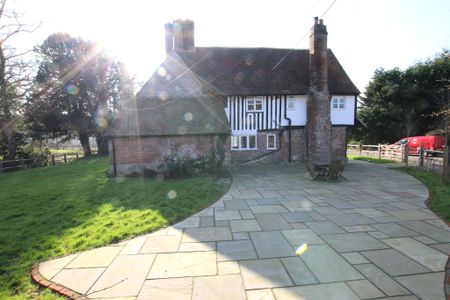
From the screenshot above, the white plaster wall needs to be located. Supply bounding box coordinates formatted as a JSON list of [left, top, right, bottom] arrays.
[[330, 95, 355, 125], [283, 95, 307, 126]]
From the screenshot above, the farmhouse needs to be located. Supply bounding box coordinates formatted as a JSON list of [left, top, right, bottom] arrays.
[[107, 18, 359, 176]]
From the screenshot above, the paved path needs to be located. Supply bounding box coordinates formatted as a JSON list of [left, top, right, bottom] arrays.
[[36, 161, 450, 299]]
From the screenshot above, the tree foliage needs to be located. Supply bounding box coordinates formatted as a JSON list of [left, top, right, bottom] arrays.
[[26, 33, 132, 155], [0, 0, 36, 160], [352, 50, 450, 144]]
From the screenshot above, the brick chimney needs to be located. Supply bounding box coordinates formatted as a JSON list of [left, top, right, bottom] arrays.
[[165, 20, 195, 53], [307, 17, 331, 167]]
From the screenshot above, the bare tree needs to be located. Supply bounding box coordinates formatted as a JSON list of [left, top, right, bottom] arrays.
[[0, 0, 37, 159]]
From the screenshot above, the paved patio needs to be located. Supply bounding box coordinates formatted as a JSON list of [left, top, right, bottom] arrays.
[[36, 161, 449, 299]]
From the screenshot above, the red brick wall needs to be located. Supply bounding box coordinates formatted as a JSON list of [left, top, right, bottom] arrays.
[[110, 134, 230, 175], [331, 126, 348, 159], [230, 128, 307, 164]]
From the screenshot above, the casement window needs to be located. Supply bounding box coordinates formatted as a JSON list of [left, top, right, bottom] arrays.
[[287, 96, 295, 110], [267, 134, 277, 150], [332, 98, 346, 109], [247, 96, 263, 112], [231, 135, 257, 150]]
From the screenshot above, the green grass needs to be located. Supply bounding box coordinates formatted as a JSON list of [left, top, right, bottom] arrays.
[[0, 156, 230, 299], [397, 167, 450, 222], [49, 148, 83, 154], [348, 154, 396, 164]]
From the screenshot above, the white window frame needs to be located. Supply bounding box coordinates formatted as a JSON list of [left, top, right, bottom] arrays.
[[287, 96, 295, 110], [231, 135, 239, 150], [331, 98, 346, 110], [247, 96, 263, 112], [267, 134, 277, 150], [231, 135, 257, 151]]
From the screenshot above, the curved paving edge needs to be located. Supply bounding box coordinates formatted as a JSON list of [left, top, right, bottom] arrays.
[[30, 175, 233, 300], [31, 263, 86, 299], [395, 166, 450, 300], [31, 164, 450, 300]]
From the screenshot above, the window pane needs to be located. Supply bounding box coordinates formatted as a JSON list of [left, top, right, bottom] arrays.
[[267, 135, 275, 149], [288, 99, 295, 109], [255, 102, 262, 111], [249, 136, 256, 148], [232, 136, 239, 149], [241, 136, 248, 148]]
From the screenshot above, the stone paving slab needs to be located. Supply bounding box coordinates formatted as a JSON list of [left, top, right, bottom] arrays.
[[250, 231, 295, 258], [355, 264, 410, 296], [273, 282, 360, 300], [52, 268, 105, 295], [300, 244, 364, 282], [35, 162, 450, 300], [88, 254, 155, 298], [322, 232, 388, 252], [382, 237, 447, 271], [192, 274, 246, 300], [147, 252, 216, 279], [239, 258, 293, 289], [346, 279, 385, 299], [137, 277, 192, 300], [395, 272, 445, 300], [217, 240, 257, 261], [361, 249, 431, 276]]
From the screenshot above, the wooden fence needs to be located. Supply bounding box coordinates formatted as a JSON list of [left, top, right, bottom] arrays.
[[348, 144, 449, 184], [347, 144, 407, 163], [0, 150, 97, 173]]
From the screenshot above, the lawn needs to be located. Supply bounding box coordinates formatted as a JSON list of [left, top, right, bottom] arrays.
[[397, 167, 450, 222], [0, 156, 230, 299], [348, 154, 396, 164]]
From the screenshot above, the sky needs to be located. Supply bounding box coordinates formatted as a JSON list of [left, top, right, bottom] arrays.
[[7, 0, 450, 94]]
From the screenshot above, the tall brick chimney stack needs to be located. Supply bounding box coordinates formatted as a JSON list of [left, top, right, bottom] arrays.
[[307, 17, 332, 167], [165, 20, 195, 53]]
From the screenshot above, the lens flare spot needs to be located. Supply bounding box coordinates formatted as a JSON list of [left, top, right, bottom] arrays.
[[96, 116, 108, 129], [295, 243, 308, 256], [184, 112, 193, 121], [157, 66, 167, 77], [159, 90, 169, 101], [65, 84, 79, 95], [167, 190, 177, 199]]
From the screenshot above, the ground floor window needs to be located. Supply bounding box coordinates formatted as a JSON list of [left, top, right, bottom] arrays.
[[231, 135, 257, 150], [267, 134, 277, 149]]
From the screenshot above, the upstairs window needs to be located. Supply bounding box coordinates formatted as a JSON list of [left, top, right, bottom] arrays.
[[332, 98, 346, 109], [247, 96, 263, 112], [287, 96, 295, 110]]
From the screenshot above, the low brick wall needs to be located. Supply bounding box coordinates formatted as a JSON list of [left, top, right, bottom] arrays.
[[109, 134, 230, 176], [331, 126, 348, 159]]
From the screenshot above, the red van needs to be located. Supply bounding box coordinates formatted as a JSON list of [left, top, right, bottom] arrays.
[[394, 136, 446, 155]]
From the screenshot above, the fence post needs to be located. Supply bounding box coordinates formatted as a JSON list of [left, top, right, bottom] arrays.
[[0, 160, 3, 173], [443, 146, 449, 185], [419, 145, 424, 169], [404, 144, 409, 167], [64, 153, 67, 163], [358, 144, 362, 156], [20, 158, 25, 170], [378, 144, 381, 159], [52, 155, 55, 165], [76, 153, 79, 159]]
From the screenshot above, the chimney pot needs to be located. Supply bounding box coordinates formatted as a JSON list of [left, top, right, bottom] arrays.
[[165, 19, 195, 53], [314, 16, 319, 24], [319, 19, 324, 25]]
